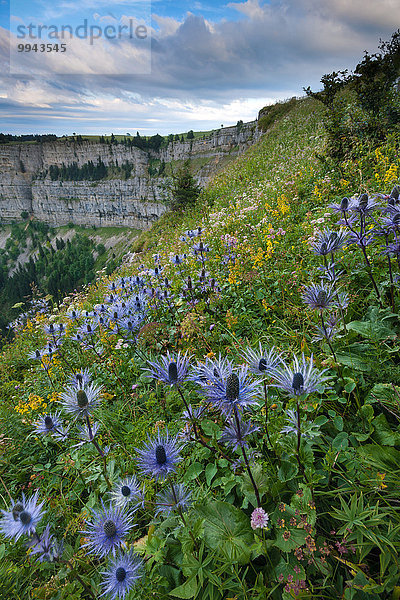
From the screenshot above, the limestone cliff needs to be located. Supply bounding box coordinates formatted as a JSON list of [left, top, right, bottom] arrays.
[[0, 121, 259, 228]]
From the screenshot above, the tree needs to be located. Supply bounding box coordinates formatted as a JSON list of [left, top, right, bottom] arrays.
[[169, 160, 201, 211], [187, 130, 194, 140]]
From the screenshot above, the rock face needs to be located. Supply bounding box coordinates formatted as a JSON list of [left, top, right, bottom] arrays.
[[0, 121, 260, 228]]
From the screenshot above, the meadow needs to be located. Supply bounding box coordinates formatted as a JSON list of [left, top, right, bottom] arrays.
[[1, 95, 400, 600]]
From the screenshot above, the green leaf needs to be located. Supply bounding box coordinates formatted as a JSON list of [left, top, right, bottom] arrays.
[[336, 352, 372, 372], [334, 415, 343, 431], [274, 526, 307, 552], [205, 463, 217, 487], [358, 444, 400, 472], [347, 320, 396, 341], [332, 431, 348, 451], [169, 576, 198, 599], [184, 462, 203, 482], [196, 500, 254, 564], [314, 415, 329, 427], [278, 460, 298, 482], [344, 380, 356, 393], [372, 414, 400, 446]]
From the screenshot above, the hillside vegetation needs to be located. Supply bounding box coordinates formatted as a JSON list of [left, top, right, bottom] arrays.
[[1, 75, 400, 600]]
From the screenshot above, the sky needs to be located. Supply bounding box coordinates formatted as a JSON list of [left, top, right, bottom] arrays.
[[0, 0, 399, 136]]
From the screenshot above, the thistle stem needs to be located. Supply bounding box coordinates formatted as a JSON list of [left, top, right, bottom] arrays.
[[176, 386, 232, 462], [170, 482, 199, 552], [320, 311, 337, 362], [233, 408, 261, 507], [85, 416, 111, 490], [263, 380, 273, 448], [295, 402, 309, 485]]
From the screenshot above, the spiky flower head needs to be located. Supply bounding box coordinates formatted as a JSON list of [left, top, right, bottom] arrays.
[[110, 477, 144, 510], [27, 524, 63, 562], [68, 369, 92, 389], [271, 354, 329, 398], [59, 382, 103, 419], [100, 550, 143, 599], [135, 431, 181, 480], [144, 352, 190, 386], [190, 354, 234, 384], [34, 412, 68, 440], [350, 193, 381, 216], [0, 491, 44, 541], [155, 484, 192, 517], [329, 196, 356, 214], [199, 365, 261, 415], [303, 282, 336, 311], [219, 416, 259, 451], [240, 343, 281, 377], [311, 228, 349, 256], [82, 503, 133, 558]]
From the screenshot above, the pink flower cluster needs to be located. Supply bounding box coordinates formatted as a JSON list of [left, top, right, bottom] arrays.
[[265, 227, 286, 239], [250, 507, 269, 530]]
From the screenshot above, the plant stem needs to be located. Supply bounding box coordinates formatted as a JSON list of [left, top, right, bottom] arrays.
[[233, 408, 261, 507], [263, 380, 273, 448], [320, 311, 337, 362], [176, 386, 232, 461]]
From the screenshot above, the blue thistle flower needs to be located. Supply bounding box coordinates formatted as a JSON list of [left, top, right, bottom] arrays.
[[190, 354, 234, 384], [78, 322, 98, 337], [34, 412, 68, 440], [110, 477, 144, 510], [350, 193, 381, 216], [311, 228, 349, 256], [144, 352, 190, 386], [170, 254, 186, 266], [28, 348, 45, 361], [135, 431, 181, 480], [60, 382, 103, 419], [199, 365, 261, 415], [240, 343, 281, 376], [155, 484, 192, 516], [27, 524, 63, 562], [100, 551, 143, 599], [329, 196, 357, 214], [303, 282, 336, 311], [82, 503, 133, 558], [68, 369, 92, 389], [0, 491, 45, 541], [271, 354, 329, 398], [66, 308, 82, 321], [219, 416, 259, 451]]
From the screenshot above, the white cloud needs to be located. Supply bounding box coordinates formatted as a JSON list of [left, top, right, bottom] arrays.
[[1, 0, 398, 134]]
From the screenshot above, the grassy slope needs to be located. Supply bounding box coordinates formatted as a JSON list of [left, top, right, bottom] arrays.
[[3, 96, 400, 598]]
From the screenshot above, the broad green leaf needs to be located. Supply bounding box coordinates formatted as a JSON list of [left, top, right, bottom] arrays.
[[372, 414, 400, 446], [336, 352, 372, 372], [196, 500, 254, 564], [169, 575, 198, 599], [278, 460, 298, 482], [347, 320, 396, 341], [332, 431, 348, 451], [334, 415, 343, 431], [184, 462, 203, 482], [205, 463, 217, 487]]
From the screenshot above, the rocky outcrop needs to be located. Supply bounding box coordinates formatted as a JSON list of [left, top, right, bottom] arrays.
[[0, 121, 260, 228]]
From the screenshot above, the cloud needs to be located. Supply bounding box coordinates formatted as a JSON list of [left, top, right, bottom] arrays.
[[0, 0, 398, 134]]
